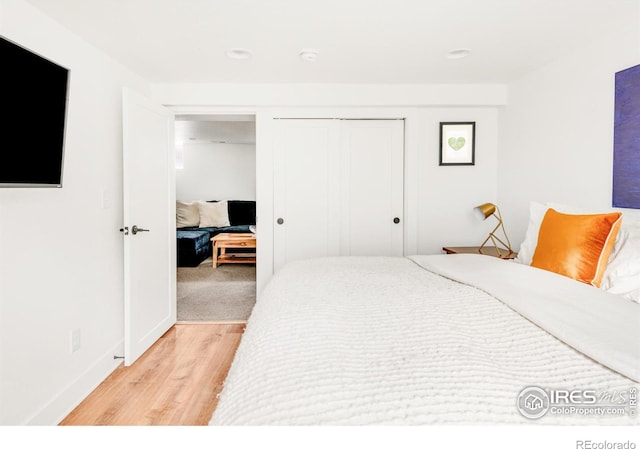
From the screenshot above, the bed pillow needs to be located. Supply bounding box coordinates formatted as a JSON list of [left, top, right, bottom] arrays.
[[176, 200, 200, 228], [547, 203, 640, 302], [600, 218, 640, 303], [198, 200, 230, 228], [515, 201, 640, 299], [514, 201, 548, 265], [531, 209, 622, 287]]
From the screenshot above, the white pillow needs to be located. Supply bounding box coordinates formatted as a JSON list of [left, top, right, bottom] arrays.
[[176, 200, 200, 228], [514, 201, 548, 265], [599, 214, 640, 303], [198, 200, 230, 228]]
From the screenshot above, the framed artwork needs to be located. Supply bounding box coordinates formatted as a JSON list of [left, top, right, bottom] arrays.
[[613, 64, 640, 209], [439, 122, 475, 166]]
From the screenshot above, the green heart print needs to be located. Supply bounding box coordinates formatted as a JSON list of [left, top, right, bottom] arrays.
[[448, 137, 466, 151]]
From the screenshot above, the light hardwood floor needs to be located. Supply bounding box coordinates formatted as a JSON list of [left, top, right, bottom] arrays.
[[59, 323, 244, 426]]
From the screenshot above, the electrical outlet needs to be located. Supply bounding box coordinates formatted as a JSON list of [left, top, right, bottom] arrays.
[[71, 329, 81, 353]]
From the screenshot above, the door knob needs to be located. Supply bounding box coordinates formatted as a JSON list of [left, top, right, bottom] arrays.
[[131, 225, 150, 235], [277, 218, 284, 225], [393, 217, 400, 224]]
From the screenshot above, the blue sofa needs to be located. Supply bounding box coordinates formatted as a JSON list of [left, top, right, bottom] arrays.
[[177, 200, 255, 267]]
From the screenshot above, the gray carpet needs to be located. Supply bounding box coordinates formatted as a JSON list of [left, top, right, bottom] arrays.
[[177, 258, 256, 321]]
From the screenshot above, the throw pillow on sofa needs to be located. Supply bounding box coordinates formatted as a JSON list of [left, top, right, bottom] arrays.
[[176, 200, 200, 228], [199, 200, 231, 227]]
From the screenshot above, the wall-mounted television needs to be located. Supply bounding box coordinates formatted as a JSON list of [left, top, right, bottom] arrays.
[[1, 36, 69, 188]]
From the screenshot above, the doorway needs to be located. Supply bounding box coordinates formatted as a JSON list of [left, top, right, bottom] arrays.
[[174, 114, 257, 322]]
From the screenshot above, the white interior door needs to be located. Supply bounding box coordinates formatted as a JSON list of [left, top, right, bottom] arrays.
[[340, 120, 404, 256], [122, 88, 176, 366], [273, 119, 340, 272]]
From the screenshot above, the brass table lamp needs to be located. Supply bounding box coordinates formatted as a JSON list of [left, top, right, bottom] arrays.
[[473, 202, 513, 257]]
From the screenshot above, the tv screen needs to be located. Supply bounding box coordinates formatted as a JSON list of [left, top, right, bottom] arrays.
[[0, 36, 69, 187]]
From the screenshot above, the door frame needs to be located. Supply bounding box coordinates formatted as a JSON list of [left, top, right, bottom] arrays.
[[169, 107, 266, 292]]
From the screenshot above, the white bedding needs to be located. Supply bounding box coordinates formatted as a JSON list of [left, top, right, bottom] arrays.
[[210, 255, 639, 425]]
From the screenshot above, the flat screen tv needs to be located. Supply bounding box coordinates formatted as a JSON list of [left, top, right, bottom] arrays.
[[1, 36, 69, 187]]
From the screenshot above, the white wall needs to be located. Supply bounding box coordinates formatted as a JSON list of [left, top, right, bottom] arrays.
[[0, 0, 150, 425], [176, 142, 256, 201], [163, 101, 503, 293], [154, 83, 508, 107], [498, 14, 640, 249], [416, 108, 499, 254]]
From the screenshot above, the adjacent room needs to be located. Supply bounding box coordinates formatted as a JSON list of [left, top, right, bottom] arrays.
[[0, 0, 639, 445], [174, 115, 257, 322]]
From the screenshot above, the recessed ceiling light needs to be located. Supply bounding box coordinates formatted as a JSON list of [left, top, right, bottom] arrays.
[[446, 48, 472, 60], [225, 48, 252, 60], [299, 48, 319, 62]]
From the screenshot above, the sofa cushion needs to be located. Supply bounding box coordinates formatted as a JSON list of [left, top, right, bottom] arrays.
[[206, 200, 255, 226], [179, 225, 251, 234], [228, 200, 256, 226], [176, 200, 200, 228], [199, 200, 231, 227], [177, 230, 211, 267], [207, 225, 253, 237]]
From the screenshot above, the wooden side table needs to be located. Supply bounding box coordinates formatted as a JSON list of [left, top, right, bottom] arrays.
[[442, 246, 517, 260], [211, 233, 257, 268]]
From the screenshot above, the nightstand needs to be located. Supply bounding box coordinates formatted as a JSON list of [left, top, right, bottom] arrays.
[[442, 246, 518, 260]]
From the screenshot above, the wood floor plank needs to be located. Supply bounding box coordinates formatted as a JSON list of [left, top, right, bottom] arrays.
[[59, 323, 244, 426]]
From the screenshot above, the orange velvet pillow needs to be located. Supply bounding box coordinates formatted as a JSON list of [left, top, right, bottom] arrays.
[[531, 209, 622, 287]]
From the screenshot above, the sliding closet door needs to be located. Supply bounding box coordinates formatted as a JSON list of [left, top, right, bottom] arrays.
[[273, 119, 341, 272], [340, 120, 404, 256]]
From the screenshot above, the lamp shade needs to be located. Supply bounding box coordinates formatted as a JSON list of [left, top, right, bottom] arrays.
[[474, 203, 496, 220]]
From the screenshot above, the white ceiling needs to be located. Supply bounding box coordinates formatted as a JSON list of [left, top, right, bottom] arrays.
[[25, 0, 637, 84]]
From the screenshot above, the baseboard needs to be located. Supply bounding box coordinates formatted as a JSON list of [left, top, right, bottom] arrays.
[[25, 340, 124, 425]]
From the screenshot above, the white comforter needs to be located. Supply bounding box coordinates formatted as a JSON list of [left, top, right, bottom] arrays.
[[211, 255, 639, 425]]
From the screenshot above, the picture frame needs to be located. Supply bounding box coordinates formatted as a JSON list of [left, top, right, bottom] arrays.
[[439, 122, 475, 166], [613, 64, 640, 209]]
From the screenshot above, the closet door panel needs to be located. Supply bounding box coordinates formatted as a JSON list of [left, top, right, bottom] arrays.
[[340, 120, 404, 256], [273, 119, 340, 272]]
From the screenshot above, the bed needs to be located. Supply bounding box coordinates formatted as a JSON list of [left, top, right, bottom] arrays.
[[210, 253, 639, 425]]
